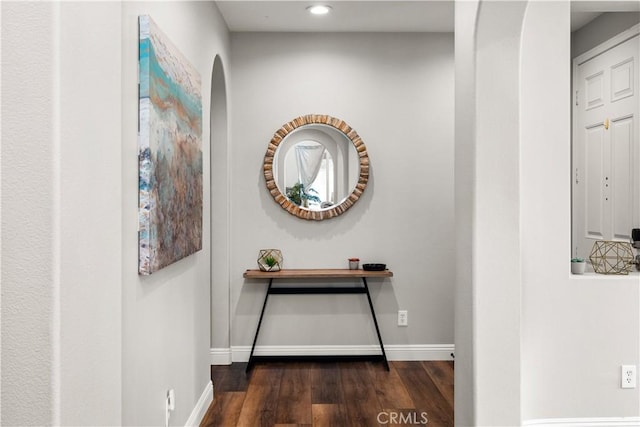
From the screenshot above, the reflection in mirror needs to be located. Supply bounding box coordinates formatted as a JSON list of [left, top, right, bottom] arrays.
[[282, 141, 332, 209], [264, 115, 369, 220], [277, 127, 358, 210]]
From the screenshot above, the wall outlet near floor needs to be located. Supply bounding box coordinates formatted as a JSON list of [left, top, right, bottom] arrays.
[[621, 365, 636, 389], [398, 310, 408, 326]]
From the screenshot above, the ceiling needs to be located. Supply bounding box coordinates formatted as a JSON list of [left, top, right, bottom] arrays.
[[215, 1, 455, 32], [215, 1, 639, 33], [571, 11, 602, 31], [571, 1, 640, 31]]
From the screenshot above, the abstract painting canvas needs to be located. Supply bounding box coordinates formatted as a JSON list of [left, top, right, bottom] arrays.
[[138, 15, 202, 275]]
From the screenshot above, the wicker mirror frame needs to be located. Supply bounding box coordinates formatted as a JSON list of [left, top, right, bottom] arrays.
[[263, 114, 369, 220]]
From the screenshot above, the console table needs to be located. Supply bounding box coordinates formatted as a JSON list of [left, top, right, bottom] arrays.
[[242, 268, 393, 372]]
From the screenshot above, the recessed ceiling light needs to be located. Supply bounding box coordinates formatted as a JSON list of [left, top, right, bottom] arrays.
[[307, 5, 332, 15]]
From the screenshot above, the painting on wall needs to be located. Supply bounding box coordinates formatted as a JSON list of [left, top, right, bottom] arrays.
[[138, 15, 202, 275]]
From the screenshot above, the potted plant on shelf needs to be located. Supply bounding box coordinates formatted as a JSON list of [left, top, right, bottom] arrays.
[[257, 249, 283, 272], [571, 257, 587, 274], [264, 256, 277, 270]]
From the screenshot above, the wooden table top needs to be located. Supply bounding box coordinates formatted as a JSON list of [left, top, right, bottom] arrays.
[[243, 268, 393, 279]]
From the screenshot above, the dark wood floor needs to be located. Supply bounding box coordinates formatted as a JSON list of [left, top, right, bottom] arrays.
[[200, 360, 453, 427]]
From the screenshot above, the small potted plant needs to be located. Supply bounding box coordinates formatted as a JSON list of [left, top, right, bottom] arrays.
[[571, 257, 586, 274], [257, 249, 283, 272], [264, 256, 277, 269]]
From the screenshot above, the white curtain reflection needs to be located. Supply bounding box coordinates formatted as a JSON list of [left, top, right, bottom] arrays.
[[295, 143, 326, 189]]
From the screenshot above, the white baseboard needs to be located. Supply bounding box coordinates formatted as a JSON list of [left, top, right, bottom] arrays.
[[381, 344, 454, 361], [184, 381, 213, 427], [210, 344, 454, 364], [523, 417, 640, 427], [210, 347, 232, 365]]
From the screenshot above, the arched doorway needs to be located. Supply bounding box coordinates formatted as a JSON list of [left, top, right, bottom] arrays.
[[210, 54, 230, 360]]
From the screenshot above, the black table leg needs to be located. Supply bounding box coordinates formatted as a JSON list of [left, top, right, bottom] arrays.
[[246, 278, 273, 372], [362, 277, 389, 371]]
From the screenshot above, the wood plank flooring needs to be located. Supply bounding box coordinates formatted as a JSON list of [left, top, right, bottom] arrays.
[[200, 361, 453, 427]]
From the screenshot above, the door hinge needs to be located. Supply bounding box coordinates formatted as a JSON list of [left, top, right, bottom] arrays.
[[575, 90, 579, 106], [575, 168, 579, 185]]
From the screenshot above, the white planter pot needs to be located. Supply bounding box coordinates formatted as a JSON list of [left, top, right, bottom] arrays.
[[571, 261, 586, 274]]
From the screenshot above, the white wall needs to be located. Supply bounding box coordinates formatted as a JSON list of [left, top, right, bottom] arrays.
[[229, 33, 454, 353], [59, 3, 123, 425], [2, 1, 231, 425], [120, 2, 229, 426], [456, 1, 527, 424], [2, 2, 62, 425], [454, 1, 479, 424], [456, 0, 640, 423], [210, 54, 231, 352], [521, 1, 640, 421]]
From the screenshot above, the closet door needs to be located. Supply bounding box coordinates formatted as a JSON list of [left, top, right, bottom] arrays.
[[573, 31, 639, 259]]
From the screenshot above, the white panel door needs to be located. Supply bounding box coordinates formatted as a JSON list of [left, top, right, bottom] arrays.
[[573, 32, 639, 259]]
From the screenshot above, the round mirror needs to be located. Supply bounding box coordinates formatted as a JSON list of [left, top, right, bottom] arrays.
[[264, 114, 369, 220]]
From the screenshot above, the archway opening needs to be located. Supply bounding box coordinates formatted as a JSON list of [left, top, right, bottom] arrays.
[[210, 54, 230, 359]]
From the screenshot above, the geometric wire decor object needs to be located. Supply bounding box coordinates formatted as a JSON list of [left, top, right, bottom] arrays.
[[138, 15, 203, 275], [589, 240, 635, 275], [257, 249, 283, 272]]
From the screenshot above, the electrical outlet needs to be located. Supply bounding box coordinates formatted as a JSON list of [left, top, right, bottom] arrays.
[[398, 310, 408, 326], [621, 365, 636, 389]]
